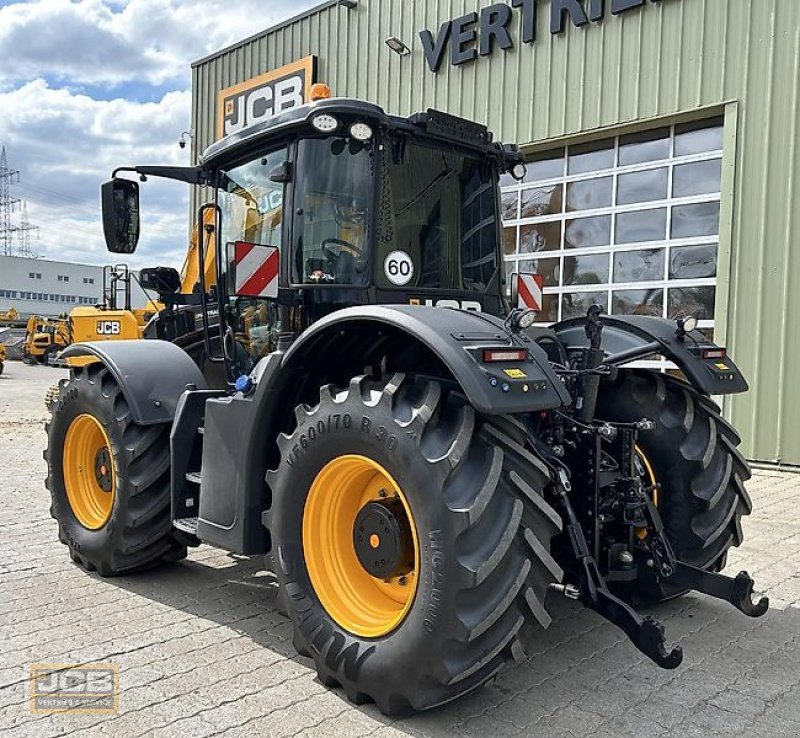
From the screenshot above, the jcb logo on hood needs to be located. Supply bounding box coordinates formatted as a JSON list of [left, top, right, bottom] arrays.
[[96, 321, 121, 336], [217, 56, 317, 139]]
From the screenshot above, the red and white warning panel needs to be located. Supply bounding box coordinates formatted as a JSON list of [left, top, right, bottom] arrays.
[[516, 273, 544, 311], [233, 241, 279, 299]]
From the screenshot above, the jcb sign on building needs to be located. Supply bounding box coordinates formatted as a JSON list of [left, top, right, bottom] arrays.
[[217, 56, 317, 139]]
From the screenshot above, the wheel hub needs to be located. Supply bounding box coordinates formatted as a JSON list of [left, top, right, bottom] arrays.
[[353, 499, 413, 579], [94, 447, 113, 493]]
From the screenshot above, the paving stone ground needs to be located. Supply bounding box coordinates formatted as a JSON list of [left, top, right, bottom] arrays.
[[1, 361, 799, 738]]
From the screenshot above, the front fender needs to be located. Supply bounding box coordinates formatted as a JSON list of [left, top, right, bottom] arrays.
[[62, 339, 208, 425], [551, 315, 748, 395], [283, 305, 571, 414]]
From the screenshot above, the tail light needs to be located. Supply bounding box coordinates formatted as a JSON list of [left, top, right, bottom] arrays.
[[482, 348, 528, 363]]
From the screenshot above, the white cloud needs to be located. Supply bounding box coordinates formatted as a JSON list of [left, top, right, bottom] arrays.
[[1, 79, 192, 268], [0, 0, 317, 87], [0, 0, 319, 269]]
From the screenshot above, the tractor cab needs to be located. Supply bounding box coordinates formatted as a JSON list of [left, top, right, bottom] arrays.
[[101, 98, 525, 378]]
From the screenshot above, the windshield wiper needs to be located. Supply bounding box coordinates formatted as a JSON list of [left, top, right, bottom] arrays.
[[397, 167, 455, 216]]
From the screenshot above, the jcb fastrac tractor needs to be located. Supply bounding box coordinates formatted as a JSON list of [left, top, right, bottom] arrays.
[[46, 97, 767, 715]]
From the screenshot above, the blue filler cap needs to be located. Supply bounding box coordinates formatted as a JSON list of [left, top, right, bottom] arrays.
[[235, 375, 254, 394], [489, 377, 498, 387], [501, 382, 511, 393]]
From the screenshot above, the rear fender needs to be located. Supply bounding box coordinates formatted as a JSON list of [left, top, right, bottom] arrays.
[[61, 340, 208, 424], [551, 315, 748, 395], [283, 305, 571, 414]]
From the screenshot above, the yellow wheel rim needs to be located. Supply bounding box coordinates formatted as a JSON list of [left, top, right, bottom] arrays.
[[303, 455, 419, 638], [63, 414, 115, 530], [635, 444, 658, 540]]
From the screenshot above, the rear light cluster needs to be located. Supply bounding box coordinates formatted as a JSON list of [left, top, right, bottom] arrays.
[[482, 348, 528, 363], [702, 347, 727, 360]]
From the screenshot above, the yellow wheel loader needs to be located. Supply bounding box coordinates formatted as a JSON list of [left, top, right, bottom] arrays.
[[46, 97, 766, 715]]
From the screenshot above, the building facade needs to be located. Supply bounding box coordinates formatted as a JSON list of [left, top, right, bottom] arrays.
[[190, 0, 800, 466], [0, 255, 148, 318]]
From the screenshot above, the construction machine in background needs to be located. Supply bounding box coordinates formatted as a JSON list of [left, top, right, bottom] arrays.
[[22, 315, 70, 365], [46, 97, 766, 715], [0, 307, 21, 326]]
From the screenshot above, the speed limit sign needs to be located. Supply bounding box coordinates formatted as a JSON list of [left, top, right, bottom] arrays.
[[383, 250, 414, 286]]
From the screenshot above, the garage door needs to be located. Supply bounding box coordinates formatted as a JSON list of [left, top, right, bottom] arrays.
[[501, 118, 724, 352]]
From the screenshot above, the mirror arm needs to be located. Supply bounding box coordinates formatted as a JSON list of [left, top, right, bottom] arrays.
[[111, 165, 214, 186]]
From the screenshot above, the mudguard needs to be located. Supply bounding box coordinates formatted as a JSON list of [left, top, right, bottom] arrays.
[[283, 305, 571, 413], [551, 315, 748, 395], [62, 340, 208, 425]]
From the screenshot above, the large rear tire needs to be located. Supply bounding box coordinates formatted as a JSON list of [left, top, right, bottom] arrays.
[[595, 369, 752, 603], [45, 363, 189, 575], [267, 373, 563, 715]]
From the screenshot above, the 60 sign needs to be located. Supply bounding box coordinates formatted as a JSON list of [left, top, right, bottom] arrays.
[[383, 250, 414, 286]]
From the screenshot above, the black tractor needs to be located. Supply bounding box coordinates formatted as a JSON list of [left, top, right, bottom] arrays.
[[46, 98, 766, 715]]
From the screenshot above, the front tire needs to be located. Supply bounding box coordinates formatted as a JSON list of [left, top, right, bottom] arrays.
[[596, 369, 752, 603], [267, 373, 563, 715], [45, 363, 188, 575]]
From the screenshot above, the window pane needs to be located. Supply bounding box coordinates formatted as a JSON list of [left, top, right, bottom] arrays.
[[568, 139, 614, 175], [667, 286, 716, 319], [616, 208, 667, 243], [520, 222, 561, 253], [671, 202, 720, 238], [618, 128, 670, 166], [670, 244, 717, 279], [525, 150, 565, 182], [535, 295, 559, 322], [566, 177, 612, 211], [565, 215, 611, 248], [520, 184, 562, 219], [612, 288, 664, 316], [503, 227, 517, 256], [617, 168, 668, 205], [501, 191, 518, 220], [563, 253, 609, 285], [519, 257, 561, 286], [673, 159, 722, 197], [561, 291, 608, 319], [613, 248, 665, 282], [675, 119, 723, 156]]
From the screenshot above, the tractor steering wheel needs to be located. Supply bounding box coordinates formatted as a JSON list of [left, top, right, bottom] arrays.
[[321, 238, 361, 264]]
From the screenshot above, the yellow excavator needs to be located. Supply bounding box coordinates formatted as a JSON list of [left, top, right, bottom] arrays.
[[22, 315, 71, 364], [0, 307, 21, 326]]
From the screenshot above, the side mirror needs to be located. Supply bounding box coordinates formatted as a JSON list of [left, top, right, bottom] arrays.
[[227, 241, 279, 299], [101, 178, 140, 254], [510, 272, 544, 312]]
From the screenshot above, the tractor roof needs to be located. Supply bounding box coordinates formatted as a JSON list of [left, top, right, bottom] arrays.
[[200, 97, 507, 168]]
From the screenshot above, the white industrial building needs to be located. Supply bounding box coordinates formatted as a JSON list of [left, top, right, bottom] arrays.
[[0, 255, 149, 319]]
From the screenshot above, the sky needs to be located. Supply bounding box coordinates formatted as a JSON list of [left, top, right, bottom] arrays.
[[0, 0, 318, 269]]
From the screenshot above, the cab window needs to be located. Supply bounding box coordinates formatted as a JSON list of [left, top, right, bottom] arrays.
[[217, 148, 287, 371], [291, 137, 373, 285]]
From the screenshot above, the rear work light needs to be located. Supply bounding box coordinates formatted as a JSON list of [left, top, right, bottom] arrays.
[[702, 347, 727, 360], [482, 348, 528, 363]]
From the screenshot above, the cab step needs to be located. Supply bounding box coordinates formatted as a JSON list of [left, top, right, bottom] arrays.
[[173, 517, 198, 535]]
